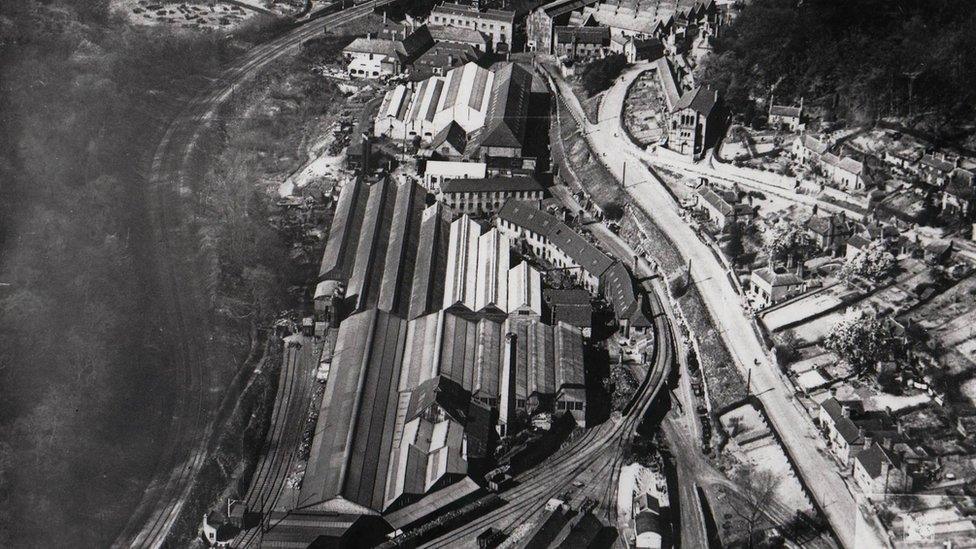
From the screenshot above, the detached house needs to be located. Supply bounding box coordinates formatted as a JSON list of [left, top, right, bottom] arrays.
[[696, 186, 754, 230], [749, 268, 804, 309], [805, 213, 853, 256], [819, 397, 867, 466], [342, 26, 433, 79], [768, 100, 803, 131]]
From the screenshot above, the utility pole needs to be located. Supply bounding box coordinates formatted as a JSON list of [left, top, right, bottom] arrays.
[[622, 160, 627, 187]]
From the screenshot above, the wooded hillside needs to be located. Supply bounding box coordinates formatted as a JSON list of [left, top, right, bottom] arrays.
[[698, 0, 976, 139]]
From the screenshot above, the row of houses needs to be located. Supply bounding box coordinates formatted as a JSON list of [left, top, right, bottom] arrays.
[[496, 200, 655, 336], [791, 134, 866, 189], [527, 0, 724, 58]]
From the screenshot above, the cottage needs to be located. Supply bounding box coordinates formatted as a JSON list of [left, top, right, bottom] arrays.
[[941, 168, 976, 219], [554, 25, 611, 61], [791, 134, 828, 165], [806, 213, 853, 256], [923, 239, 953, 265], [342, 26, 433, 79], [749, 268, 804, 309], [610, 35, 664, 63], [819, 397, 867, 466], [820, 152, 865, 189], [853, 443, 910, 500], [768, 100, 803, 131], [696, 186, 754, 230], [918, 153, 957, 188]]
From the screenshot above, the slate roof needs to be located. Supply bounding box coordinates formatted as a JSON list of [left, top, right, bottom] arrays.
[[429, 121, 469, 154], [497, 199, 559, 236], [673, 86, 718, 116], [856, 443, 901, 479], [821, 397, 865, 445], [920, 153, 955, 173], [441, 175, 543, 194], [798, 134, 829, 155], [344, 37, 400, 57], [752, 268, 803, 288], [429, 24, 489, 46], [498, 200, 613, 278], [769, 105, 802, 118], [554, 25, 610, 44], [432, 3, 515, 23], [479, 63, 532, 149], [805, 213, 852, 238]]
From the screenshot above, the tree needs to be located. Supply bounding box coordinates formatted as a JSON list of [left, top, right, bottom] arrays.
[[730, 463, 781, 548], [822, 308, 895, 372], [580, 54, 628, 97], [840, 240, 896, 284], [762, 219, 814, 267], [724, 220, 745, 264]]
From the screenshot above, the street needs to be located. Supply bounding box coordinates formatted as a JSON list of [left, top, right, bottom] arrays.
[[539, 60, 885, 548]]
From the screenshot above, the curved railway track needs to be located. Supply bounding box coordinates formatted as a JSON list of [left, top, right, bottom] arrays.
[[112, 4, 387, 547], [421, 285, 676, 548]]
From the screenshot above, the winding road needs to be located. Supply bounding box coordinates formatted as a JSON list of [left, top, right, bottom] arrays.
[[112, 3, 389, 547], [539, 59, 888, 548]]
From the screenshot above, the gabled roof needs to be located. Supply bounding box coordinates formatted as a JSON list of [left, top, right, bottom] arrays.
[[673, 85, 718, 116], [432, 3, 515, 23], [405, 375, 471, 424], [430, 121, 468, 154], [770, 104, 802, 118], [429, 24, 489, 46], [751, 268, 803, 288], [344, 37, 400, 57], [920, 153, 955, 173], [856, 443, 902, 479], [554, 25, 610, 44], [497, 199, 559, 236], [479, 63, 532, 149], [805, 213, 852, 237], [797, 134, 829, 155]]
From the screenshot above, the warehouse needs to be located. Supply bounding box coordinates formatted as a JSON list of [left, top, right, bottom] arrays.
[[439, 175, 545, 215]]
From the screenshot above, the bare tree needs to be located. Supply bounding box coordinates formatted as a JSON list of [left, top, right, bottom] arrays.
[[730, 463, 781, 547]]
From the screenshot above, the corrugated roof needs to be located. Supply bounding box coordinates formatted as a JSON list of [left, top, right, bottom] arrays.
[[319, 178, 368, 281], [378, 181, 426, 317], [347, 178, 397, 311], [409, 204, 451, 321], [299, 308, 407, 512], [480, 63, 532, 149]]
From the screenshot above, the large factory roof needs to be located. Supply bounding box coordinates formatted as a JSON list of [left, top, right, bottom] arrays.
[[299, 308, 407, 513], [319, 178, 369, 282]]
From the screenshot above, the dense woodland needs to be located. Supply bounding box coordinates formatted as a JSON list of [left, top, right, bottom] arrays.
[[0, 2, 292, 546], [698, 0, 976, 140]]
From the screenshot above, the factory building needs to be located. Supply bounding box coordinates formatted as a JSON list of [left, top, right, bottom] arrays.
[[304, 187, 610, 525]]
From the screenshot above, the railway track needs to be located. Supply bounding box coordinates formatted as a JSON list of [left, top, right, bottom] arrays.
[[235, 336, 317, 548], [113, 3, 388, 547], [421, 286, 675, 547]]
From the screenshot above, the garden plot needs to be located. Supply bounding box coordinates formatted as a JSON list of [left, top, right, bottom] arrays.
[[720, 403, 814, 513], [112, 0, 296, 30], [761, 284, 850, 333], [624, 71, 667, 147]]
